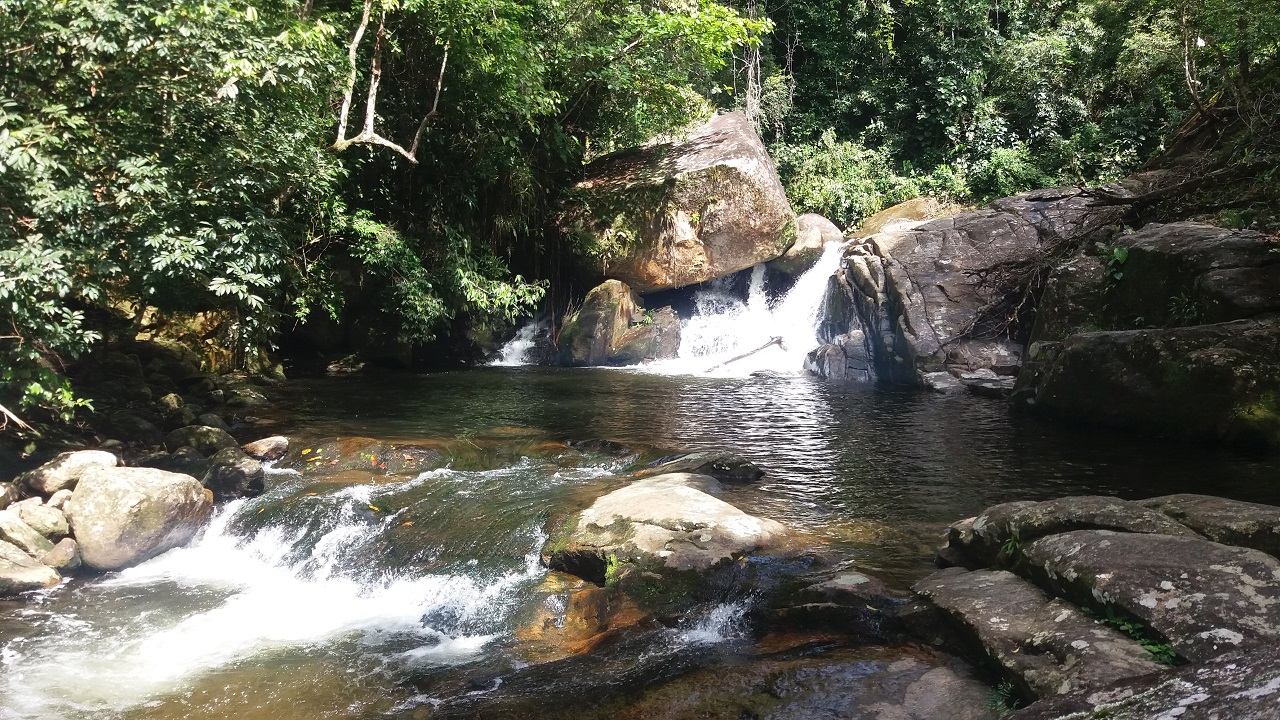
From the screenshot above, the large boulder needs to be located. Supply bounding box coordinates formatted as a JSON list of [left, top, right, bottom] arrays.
[[557, 280, 642, 366], [808, 188, 1128, 385], [1010, 644, 1280, 720], [562, 112, 797, 293], [854, 196, 968, 238], [16, 450, 118, 496], [1139, 493, 1280, 559], [915, 567, 1164, 701], [1020, 530, 1280, 662], [0, 539, 61, 595], [1024, 316, 1280, 450], [64, 466, 213, 571], [545, 473, 787, 581]]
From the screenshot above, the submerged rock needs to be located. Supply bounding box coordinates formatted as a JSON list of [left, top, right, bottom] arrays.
[[561, 111, 796, 293], [914, 567, 1164, 702], [0, 539, 61, 595], [545, 473, 787, 582], [633, 451, 765, 483], [16, 450, 118, 496], [64, 466, 213, 571]]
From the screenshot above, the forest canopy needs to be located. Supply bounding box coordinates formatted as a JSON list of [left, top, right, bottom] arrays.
[[1, 0, 1276, 425]]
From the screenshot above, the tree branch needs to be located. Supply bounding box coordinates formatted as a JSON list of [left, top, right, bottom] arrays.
[[331, 3, 447, 165]]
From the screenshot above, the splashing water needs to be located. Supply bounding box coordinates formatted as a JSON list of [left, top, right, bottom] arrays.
[[491, 320, 546, 366], [0, 484, 547, 719], [646, 240, 848, 377]]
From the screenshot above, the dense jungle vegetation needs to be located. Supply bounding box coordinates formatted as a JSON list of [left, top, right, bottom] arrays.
[[1, 0, 1277, 428]]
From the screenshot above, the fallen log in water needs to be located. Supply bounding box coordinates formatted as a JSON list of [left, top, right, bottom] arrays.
[[703, 336, 785, 373]]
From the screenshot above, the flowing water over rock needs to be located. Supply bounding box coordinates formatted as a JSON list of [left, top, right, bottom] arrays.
[[2, 369, 1279, 718]]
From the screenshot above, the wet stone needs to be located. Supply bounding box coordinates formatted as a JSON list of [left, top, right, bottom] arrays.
[[1021, 530, 1280, 662], [914, 567, 1165, 701]]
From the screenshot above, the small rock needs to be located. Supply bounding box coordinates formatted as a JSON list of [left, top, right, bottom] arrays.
[[633, 451, 765, 483], [16, 450, 118, 496], [0, 509, 56, 557], [14, 501, 69, 539], [165, 424, 238, 456], [201, 447, 265, 500], [156, 392, 185, 412], [241, 436, 289, 462], [196, 413, 231, 432], [0, 539, 61, 595], [46, 489, 73, 510], [0, 482, 18, 510], [39, 538, 81, 571]]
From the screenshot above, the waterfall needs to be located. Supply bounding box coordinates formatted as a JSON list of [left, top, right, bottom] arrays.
[[491, 319, 545, 366], [648, 241, 848, 376]]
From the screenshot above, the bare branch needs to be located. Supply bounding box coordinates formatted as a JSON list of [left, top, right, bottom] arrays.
[[409, 43, 449, 157], [0, 402, 33, 432], [334, 0, 373, 149]]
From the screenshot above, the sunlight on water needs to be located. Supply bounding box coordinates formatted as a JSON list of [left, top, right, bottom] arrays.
[[0, 485, 547, 719]]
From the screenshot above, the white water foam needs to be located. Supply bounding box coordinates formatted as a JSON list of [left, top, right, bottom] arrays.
[[676, 600, 750, 646], [644, 240, 848, 377], [491, 320, 545, 366], [0, 494, 546, 718]]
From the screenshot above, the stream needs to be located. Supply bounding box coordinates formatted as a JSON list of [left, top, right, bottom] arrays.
[[3, 249, 1279, 718]]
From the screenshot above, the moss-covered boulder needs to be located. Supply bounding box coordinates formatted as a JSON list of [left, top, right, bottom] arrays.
[[557, 280, 643, 366], [562, 112, 796, 293]]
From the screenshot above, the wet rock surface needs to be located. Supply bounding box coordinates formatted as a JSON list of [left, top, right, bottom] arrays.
[[0, 539, 61, 594], [633, 451, 765, 483], [915, 567, 1164, 700], [1009, 644, 1280, 720], [1020, 530, 1280, 662]]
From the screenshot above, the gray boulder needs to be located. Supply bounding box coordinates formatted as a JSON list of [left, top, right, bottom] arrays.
[[915, 567, 1164, 701], [557, 280, 642, 366], [13, 500, 69, 539], [164, 424, 239, 456], [1140, 493, 1280, 559], [605, 307, 681, 366], [1021, 530, 1280, 662], [196, 413, 231, 432], [944, 495, 1202, 567], [46, 489, 72, 510], [0, 509, 55, 556], [241, 436, 289, 462], [16, 450, 118, 496], [64, 466, 213, 571], [546, 473, 787, 580], [1010, 645, 1280, 720], [39, 538, 81, 572], [561, 112, 796, 293], [201, 447, 265, 500], [0, 539, 61, 595], [0, 482, 17, 510]]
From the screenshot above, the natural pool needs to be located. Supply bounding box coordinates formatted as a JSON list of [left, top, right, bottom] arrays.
[[3, 367, 1278, 719]]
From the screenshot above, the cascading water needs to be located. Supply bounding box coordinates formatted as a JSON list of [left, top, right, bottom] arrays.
[[648, 240, 848, 376], [491, 320, 546, 366]]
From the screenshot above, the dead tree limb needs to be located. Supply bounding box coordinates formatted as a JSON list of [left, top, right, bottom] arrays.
[[703, 336, 784, 373], [332, 0, 448, 164]]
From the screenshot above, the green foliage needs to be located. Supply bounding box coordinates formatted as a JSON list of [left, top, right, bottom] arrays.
[[1106, 246, 1131, 282], [983, 680, 1022, 717], [1084, 605, 1180, 665]]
